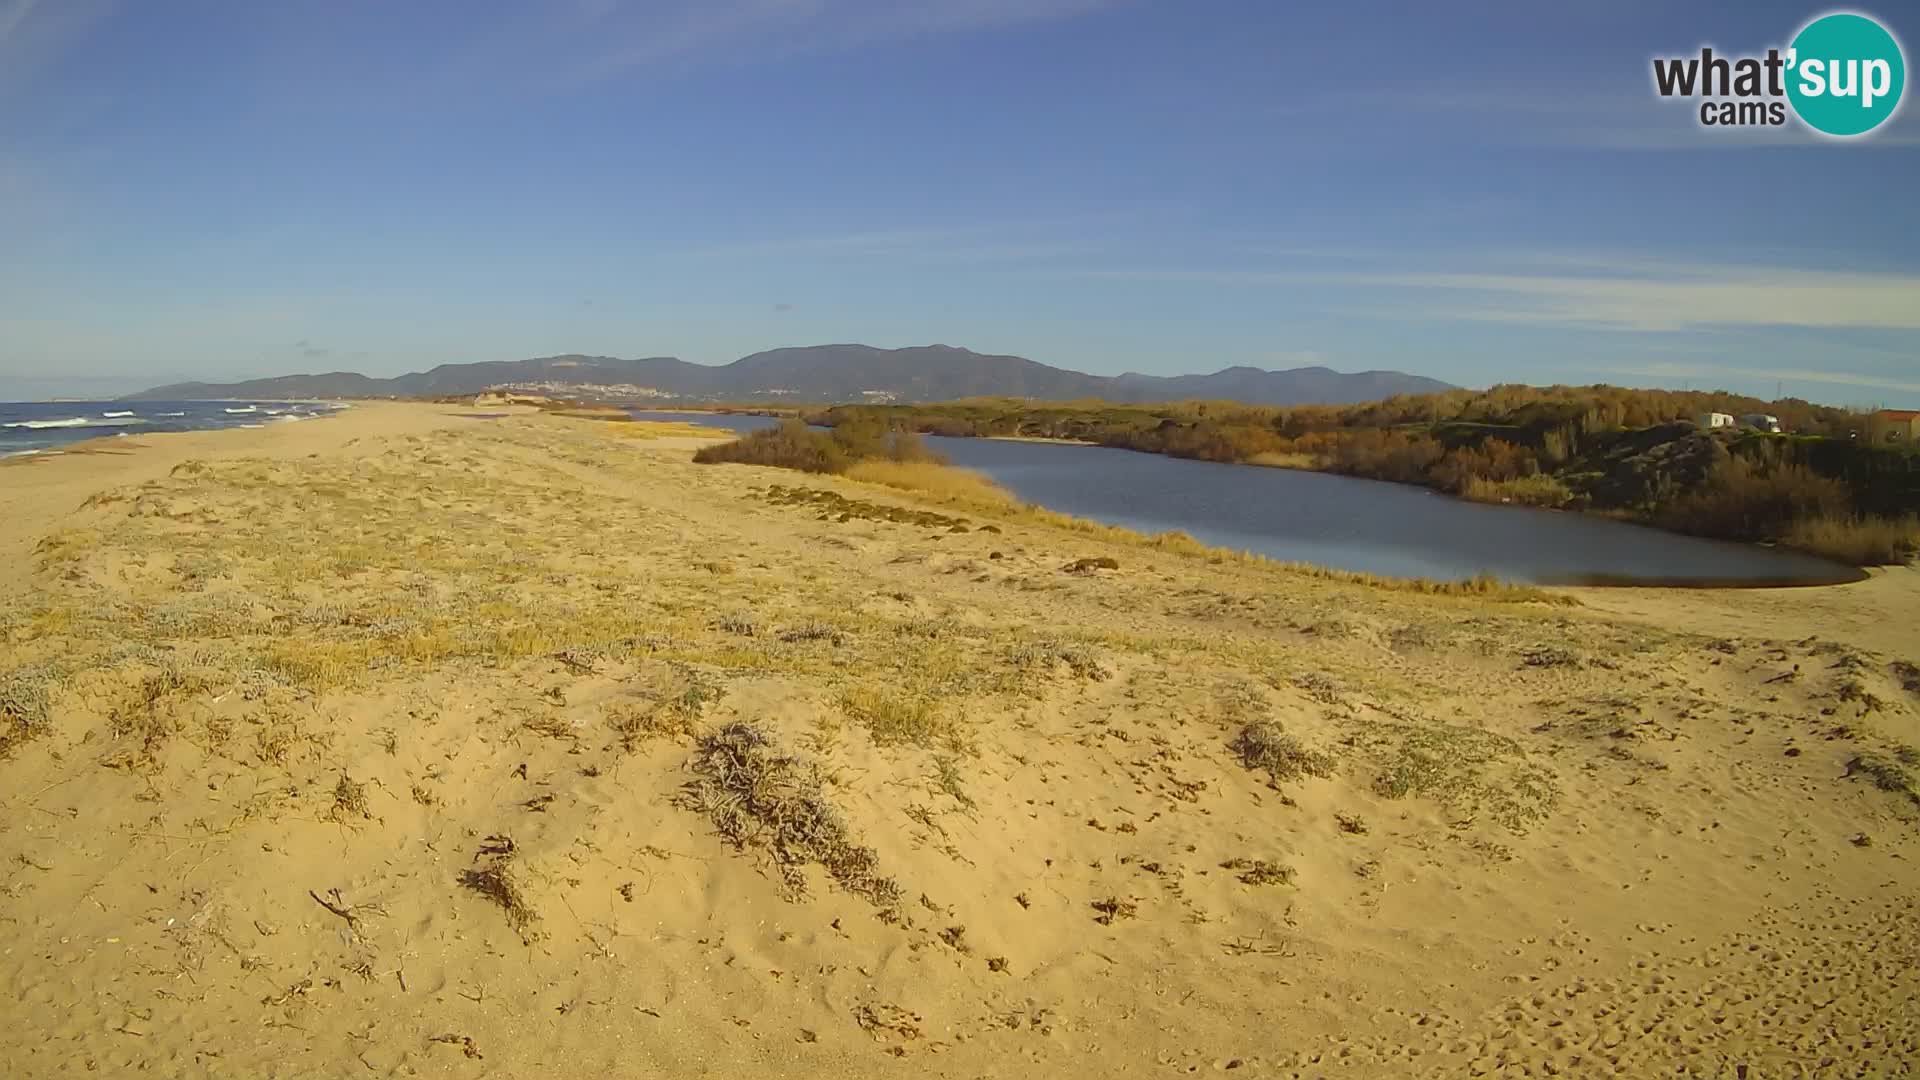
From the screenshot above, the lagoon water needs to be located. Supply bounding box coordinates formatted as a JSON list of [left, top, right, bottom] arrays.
[[634, 411, 1860, 587]]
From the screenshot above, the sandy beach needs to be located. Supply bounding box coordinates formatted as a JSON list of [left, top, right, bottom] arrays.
[[1, 401, 1916, 1078]]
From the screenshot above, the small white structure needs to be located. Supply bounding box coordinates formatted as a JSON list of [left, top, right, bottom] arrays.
[[1737, 413, 1782, 433], [1695, 412, 1736, 429]]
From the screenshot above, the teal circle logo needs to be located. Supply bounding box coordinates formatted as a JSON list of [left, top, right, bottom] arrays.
[[1787, 12, 1906, 136]]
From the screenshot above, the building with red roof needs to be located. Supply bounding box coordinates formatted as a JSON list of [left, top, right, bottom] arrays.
[[1867, 409, 1920, 445]]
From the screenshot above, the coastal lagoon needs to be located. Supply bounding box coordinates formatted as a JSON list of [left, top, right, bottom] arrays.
[[634, 411, 1860, 587]]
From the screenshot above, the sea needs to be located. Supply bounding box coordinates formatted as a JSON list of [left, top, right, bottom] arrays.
[[0, 401, 352, 458]]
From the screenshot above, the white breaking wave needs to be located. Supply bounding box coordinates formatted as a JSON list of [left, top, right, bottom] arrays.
[[102, 410, 135, 418], [5, 417, 90, 429], [158, 411, 187, 416], [3, 416, 145, 430], [224, 406, 258, 414]]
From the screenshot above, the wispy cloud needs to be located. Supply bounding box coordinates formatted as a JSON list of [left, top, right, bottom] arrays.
[[1335, 84, 1920, 152], [1598, 362, 1920, 396], [1076, 255, 1920, 334], [681, 221, 1098, 264], [1360, 268, 1920, 332], [0, 0, 111, 103], [0, 0, 40, 45], [451, 0, 1121, 87]]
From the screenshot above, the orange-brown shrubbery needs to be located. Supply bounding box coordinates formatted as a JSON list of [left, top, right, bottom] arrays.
[[1317, 430, 1449, 485], [1429, 438, 1540, 494]]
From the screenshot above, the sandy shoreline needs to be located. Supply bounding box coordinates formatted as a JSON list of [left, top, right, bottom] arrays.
[[980, 434, 1089, 446], [1, 403, 1915, 1077]]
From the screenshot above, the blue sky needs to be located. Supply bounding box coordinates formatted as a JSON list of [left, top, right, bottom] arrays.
[[1, 0, 1916, 404]]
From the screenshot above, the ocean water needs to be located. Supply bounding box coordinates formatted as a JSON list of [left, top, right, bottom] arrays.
[[0, 400, 350, 458]]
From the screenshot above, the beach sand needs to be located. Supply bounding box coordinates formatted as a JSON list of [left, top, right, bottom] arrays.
[[1, 402, 1915, 1078]]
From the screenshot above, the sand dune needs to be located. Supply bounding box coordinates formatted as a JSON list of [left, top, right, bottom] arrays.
[[1, 403, 1915, 1077]]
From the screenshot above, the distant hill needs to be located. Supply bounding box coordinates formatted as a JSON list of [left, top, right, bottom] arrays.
[[126, 345, 1454, 406]]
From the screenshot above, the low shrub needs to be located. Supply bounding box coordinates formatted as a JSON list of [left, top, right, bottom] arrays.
[[692, 421, 847, 473], [681, 722, 902, 905], [692, 419, 943, 474], [1230, 720, 1336, 783], [1431, 439, 1539, 494], [1658, 454, 1852, 544]]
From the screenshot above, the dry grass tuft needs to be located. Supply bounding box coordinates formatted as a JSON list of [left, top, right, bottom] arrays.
[[1230, 720, 1336, 783], [852, 1002, 924, 1043], [1221, 858, 1295, 886], [460, 834, 543, 942], [778, 621, 846, 645], [596, 419, 724, 440], [606, 701, 685, 748], [1462, 474, 1575, 508], [932, 754, 975, 809], [102, 664, 215, 766], [1090, 896, 1138, 925], [1247, 451, 1317, 469], [838, 687, 958, 750], [520, 708, 580, 740], [1782, 514, 1919, 566], [682, 722, 902, 907], [1008, 640, 1111, 682], [607, 672, 722, 750], [1521, 646, 1584, 669], [328, 774, 373, 822], [845, 461, 1015, 508], [1360, 720, 1559, 832], [1846, 753, 1916, 797], [1837, 678, 1886, 714], [0, 664, 58, 757]]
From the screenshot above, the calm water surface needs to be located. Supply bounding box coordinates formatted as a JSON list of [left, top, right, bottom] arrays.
[[632, 411, 1859, 587]]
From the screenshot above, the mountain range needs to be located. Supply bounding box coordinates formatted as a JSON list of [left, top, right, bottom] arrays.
[[125, 345, 1454, 406]]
